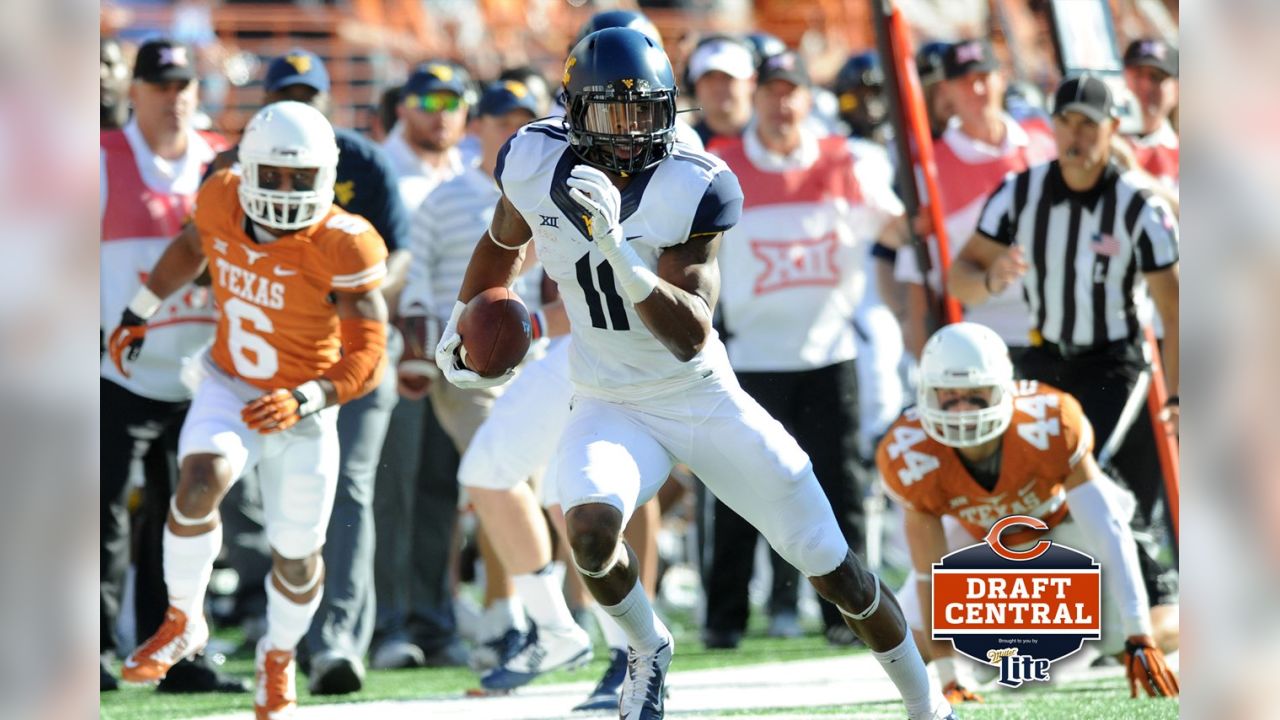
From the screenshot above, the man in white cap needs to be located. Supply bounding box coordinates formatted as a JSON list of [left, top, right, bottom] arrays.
[[687, 35, 758, 149]]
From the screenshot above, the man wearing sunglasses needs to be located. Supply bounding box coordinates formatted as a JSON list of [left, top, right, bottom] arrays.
[[383, 62, 478, 214]]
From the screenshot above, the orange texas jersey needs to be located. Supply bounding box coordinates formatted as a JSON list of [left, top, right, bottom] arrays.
[[876, 380, 1095, 545], [193, 169, 388, 392]]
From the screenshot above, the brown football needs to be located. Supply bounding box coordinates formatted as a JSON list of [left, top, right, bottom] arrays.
[[457, 287, 531, 378]]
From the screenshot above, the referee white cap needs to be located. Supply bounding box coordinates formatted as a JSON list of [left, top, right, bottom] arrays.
[[1052, 75, 1115, 123]]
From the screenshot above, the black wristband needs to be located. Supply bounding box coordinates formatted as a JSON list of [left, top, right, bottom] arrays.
[[1165, 395, 1179, 407], [120, 308, 148, 326]]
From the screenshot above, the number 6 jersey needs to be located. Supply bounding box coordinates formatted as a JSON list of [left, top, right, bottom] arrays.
[[496, 119, 744, 403], [193, 169, 388, 391], [876, 380, 1094, 544]]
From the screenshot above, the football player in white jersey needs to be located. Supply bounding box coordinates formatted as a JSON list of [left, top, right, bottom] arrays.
[[436, 28, 956, 720]]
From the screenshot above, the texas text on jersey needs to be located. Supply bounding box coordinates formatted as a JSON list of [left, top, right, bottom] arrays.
[[194, 168, 389, 391], [495, 117, 743, 402], [877, 379, 1094, 544]]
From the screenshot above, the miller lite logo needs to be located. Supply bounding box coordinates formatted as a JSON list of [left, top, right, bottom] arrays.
[[931, 515, 1101, 688]]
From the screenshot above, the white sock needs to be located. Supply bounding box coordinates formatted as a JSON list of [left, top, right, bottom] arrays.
[[601, 580, 669, 654], [163, 524, 221, 619], [872, 633, 949, 720], [482, 596, 528, 639], [591, 602, 630, 651], [265, 574, 323, 652], [548, 560, 568, 590], [513, 564, 579, 633]]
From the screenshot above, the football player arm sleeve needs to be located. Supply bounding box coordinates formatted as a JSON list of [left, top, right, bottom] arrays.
[[1063, 453, 1153, 639], [456, 193, 533, 303], [321, 287, 389, 405]]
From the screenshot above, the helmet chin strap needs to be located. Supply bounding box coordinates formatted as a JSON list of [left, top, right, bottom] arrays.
[[250, 222, 283, 243]]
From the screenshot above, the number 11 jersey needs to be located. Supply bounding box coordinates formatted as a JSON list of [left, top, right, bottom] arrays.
[[193, 169, 388, 391], [496, 119, 744, 403]]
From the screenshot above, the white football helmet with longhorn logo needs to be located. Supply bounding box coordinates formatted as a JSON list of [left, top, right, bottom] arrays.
[[237, 101, 339, 231], [917, 322, 1016, 448]]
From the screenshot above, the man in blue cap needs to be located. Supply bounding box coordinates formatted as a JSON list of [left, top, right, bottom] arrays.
[[382, 61, 478, 213], [258, 49, 410, 254], [210, 48, 410, 696]]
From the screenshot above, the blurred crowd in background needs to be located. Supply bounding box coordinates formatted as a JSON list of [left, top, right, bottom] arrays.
[[99, 0, 1177, 142], [96, 0, 1206, 713], [64, 0, 1280, 712]]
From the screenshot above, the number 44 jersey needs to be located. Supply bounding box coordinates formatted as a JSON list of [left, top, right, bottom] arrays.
[[876, 380, 1095, 545], [193, 169, 388, 391], [497, 119, 744, 403]]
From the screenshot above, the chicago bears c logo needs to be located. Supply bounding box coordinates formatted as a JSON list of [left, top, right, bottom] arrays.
[[983, 515, 1051, 561]]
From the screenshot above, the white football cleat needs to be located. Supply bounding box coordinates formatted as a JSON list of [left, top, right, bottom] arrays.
[[479, 623, 593, 690], [620, 638, 673, 720]]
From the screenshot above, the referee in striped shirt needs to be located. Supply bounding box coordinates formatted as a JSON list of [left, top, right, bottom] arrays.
[[949, 75, 1179, 542]]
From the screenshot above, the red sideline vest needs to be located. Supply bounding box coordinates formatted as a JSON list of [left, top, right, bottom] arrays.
[[933, 117, 1057, 213], [1130, 138, 1179, 190], [713, 134, 884, 372], [714, 134, 864, 211], [100, 128, 226, 401]]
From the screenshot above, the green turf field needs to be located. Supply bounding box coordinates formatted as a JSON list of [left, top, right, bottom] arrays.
[[719, 676, 1180, 719], [100, 617, 1178, 720]]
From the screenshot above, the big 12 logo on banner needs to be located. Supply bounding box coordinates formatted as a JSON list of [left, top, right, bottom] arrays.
[[932, 515, 1101, 688]]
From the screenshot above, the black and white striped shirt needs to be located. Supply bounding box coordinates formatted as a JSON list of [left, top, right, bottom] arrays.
[[976, 160, 1179, 347]]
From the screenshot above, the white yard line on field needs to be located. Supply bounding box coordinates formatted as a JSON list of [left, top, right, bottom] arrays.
[[201, 646, 1155, 719]]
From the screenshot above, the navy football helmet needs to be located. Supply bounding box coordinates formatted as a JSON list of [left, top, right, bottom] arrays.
[[574, 10, 663, 49], [562, 27, 677, 176], [834, 52, 887, 137], [835, 52, 884, 93]]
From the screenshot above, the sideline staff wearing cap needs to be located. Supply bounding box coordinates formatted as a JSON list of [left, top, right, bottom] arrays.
[[133, 38, 198, 84], [948, 75, 1180, 538]]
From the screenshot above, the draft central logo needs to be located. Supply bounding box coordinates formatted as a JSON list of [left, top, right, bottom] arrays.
[[932, 515, 1101, 688]]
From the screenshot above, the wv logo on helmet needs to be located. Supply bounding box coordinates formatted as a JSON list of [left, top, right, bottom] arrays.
[[931, 515, 1101, 688]]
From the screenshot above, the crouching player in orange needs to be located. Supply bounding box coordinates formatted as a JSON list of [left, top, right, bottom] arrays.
[[877, 323, 1178, 704], [107, 101, 388, 719]]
